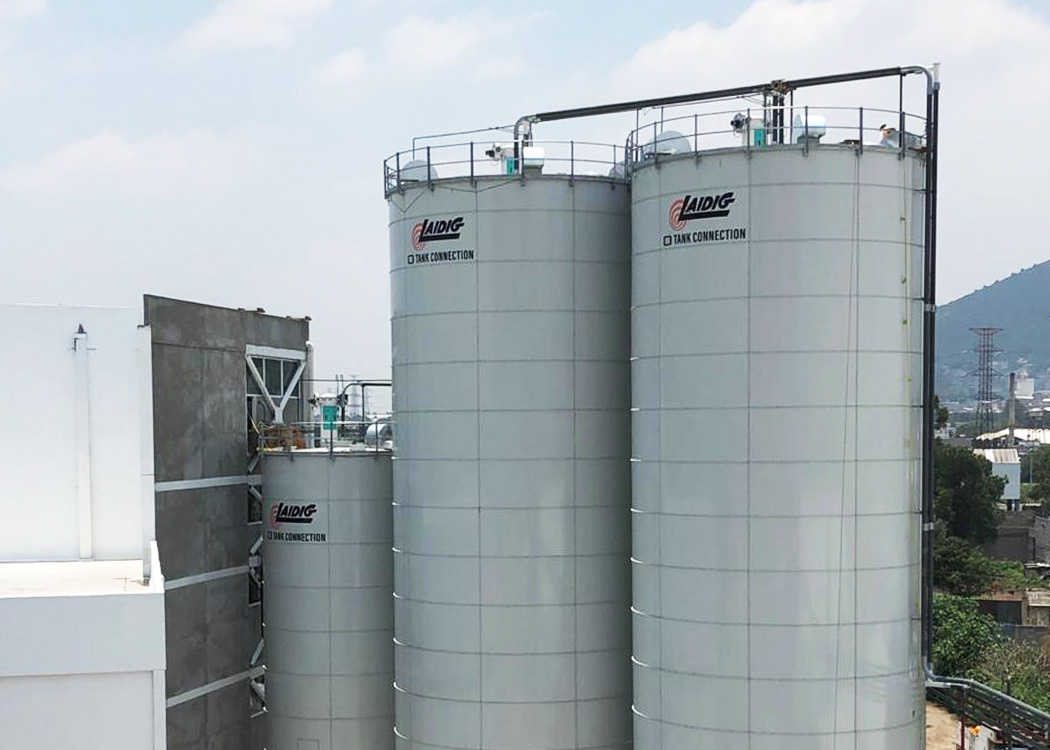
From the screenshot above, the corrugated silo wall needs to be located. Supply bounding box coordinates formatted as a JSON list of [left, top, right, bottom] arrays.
[[630, 146, 926, 749], [388, 175, 633, 750], [263, 450, 394, 750]]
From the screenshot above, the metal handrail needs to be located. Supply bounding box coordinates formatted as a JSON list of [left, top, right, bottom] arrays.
[[384, 139, 625, 196], [929, 682, 1050, 749], [261, 419, 392, 454], [623, 104, 928, 169]]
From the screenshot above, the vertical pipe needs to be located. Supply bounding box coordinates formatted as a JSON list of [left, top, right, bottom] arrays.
[[138, 324, 156, 580], [899, 74, 907, 157], [921, 80, 941, 672], [73, 325, 93, 560]]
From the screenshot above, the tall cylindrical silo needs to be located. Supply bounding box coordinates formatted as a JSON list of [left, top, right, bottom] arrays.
[[264, 449, 394, 750], [630, 140, 925, 749], [387, 160, 633, 750]]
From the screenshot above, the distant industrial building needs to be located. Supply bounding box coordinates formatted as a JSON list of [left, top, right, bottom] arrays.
[[973, 447, 1021, 509]]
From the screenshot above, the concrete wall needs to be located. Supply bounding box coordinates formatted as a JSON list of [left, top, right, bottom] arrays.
[[146, 296, 308, 750], [984, 509, 1036, 562], [1033, 516, 1050, 563], [0, 305, 151, 562]]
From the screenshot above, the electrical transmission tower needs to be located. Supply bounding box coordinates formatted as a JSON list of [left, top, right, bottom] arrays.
[[971, 327, 1002, 437]]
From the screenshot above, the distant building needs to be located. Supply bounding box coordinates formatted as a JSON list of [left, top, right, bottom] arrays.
[[976, 427, 1050, 445], [973, 447, 1021, 509]]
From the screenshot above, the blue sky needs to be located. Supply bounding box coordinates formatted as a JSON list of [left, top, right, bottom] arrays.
[[1, 0, 1048, 378]]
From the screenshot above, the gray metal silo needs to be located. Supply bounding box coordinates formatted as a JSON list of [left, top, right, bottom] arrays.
[[629, 98, 929, 748], [386, 142, 633, 750], [264, 448, 394, 750]]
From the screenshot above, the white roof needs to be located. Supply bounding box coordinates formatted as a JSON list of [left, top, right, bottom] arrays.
[[977, 427, 1050, 444], [973, 448, 1021, 465], [0, 559, 146, 598]]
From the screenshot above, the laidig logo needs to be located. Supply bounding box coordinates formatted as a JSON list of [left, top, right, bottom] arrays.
[[269, 502, 317, 529], [668, 192, 736, 229], [411, 216, 465, 251]]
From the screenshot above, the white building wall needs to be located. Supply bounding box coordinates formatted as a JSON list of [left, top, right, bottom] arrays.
[[0, 304, 165, 749], [995, 462, 1021, 502], [0, 672, 156, 747], [0, 305, 150, 562], [0, 547, 167, 750]]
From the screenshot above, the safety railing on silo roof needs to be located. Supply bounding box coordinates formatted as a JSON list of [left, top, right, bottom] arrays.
[[623, 104, 927, 171], [259, 379, 393, 456], [383, 139, 627, 196], [260, 418, 392, 455]]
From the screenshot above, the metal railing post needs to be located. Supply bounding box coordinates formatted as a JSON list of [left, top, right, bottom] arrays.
[[470, 141, 475, 186], [570, 141, 574, 185], [746, 108, 752, 156], [858, 107, 864, 155], [426, 146, 433, 189], [899, 74, 906, 158], [395, 152, 402, 193], [803, 105, 810, 156], [652, 122, 659, 167]]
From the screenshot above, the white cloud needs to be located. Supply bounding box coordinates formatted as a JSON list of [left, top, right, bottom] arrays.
[[174, 0, 331, 56], [383, 9, 542, 78], [604, 0, 1050, 304], [0, 129, 258, 199], [310, 48, 366, 86], [475, 55, 526, 81], [0, 0, 44, 22]]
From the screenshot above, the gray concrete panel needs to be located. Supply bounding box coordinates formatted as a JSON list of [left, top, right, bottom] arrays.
[[166, 584, 208, 697], [146, 295, 208, 348], [245, 314, 309, 351], [205, 576, 252, 684], [167, 697, 207, 749], [203, 349, 247, 478], [157, 489, 207, 580], [205, 676, 252, 736], [153, 344, 205, 483], [199, 305, 248, 351]]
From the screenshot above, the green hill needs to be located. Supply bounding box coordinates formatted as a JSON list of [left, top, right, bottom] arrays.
[[935, 260, 1050, 401]]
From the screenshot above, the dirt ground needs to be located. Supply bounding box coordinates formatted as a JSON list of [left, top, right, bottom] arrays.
[[928, 702, 962, 750]]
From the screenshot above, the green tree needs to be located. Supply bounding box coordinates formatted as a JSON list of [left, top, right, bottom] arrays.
[[972, 640, 1050, 713], [934, 440, 1005, 545], [1021, 445, 1050, 504], [932, 593, 1004, 677], [934, 534, 996, 595], [934, 394, 950, 431]]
